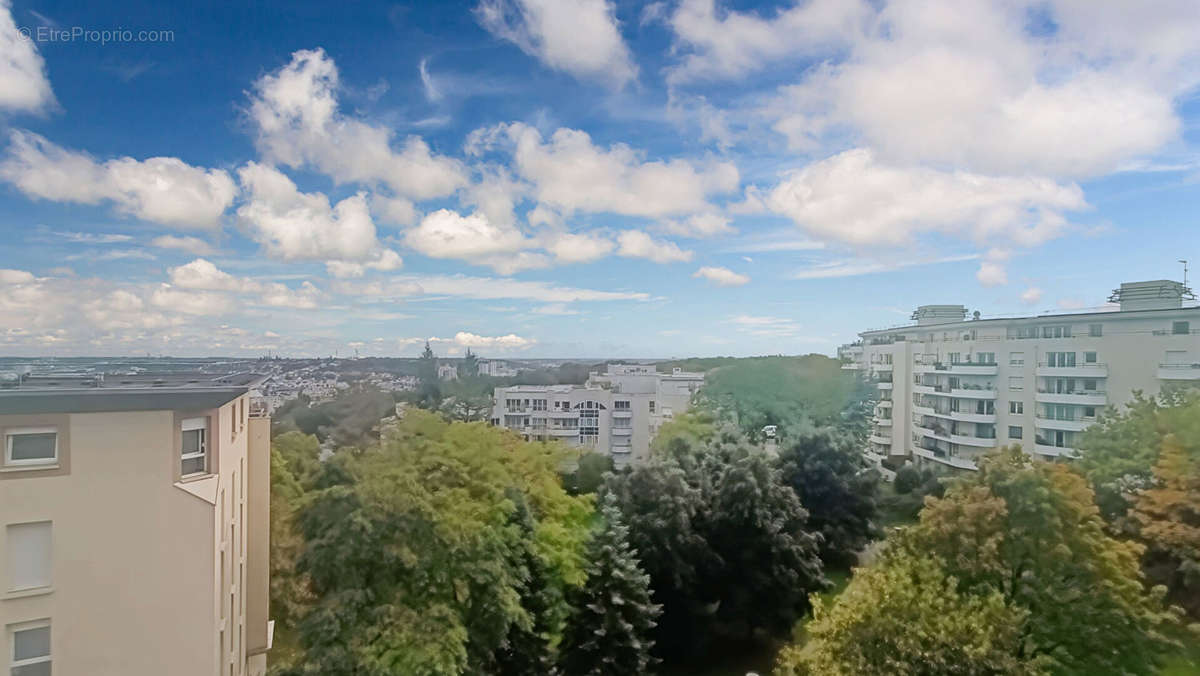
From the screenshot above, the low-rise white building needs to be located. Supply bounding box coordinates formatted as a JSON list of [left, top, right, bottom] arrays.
[[490, 364, 704, 466], [850, 279, 1199, 471], [477, 360, 518, 378], [437, 364, 458, 381]]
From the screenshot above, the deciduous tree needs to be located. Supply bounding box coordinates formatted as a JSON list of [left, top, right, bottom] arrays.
[[1131, 434, 1200, 619]]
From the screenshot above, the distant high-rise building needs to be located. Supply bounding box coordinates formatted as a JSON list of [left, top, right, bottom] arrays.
[[489, 364, 704, 466], [848, 280, 1199, 471], [437, 363, 458, 381], [0, 372, 272, 676]]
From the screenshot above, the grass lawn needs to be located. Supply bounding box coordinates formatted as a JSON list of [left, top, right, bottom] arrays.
[[1160, 634, 1200, 675]]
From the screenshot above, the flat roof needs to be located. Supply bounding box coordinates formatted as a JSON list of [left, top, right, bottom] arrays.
[[0, 372, 265, 415], [860, 304, 1200, 337]]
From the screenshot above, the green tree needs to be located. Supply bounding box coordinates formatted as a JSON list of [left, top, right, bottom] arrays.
[[892, 465, 922, 495], [1077, 389, 1200, 522], [915, 447, 1175, 674], [776, 428, 880, 567], [778, 545, 1045, 676], [416, 340, 441, 409], [285, 411, 592, 675], [461, 348, 479, 378], [562, 451, 614, 496], [1131, 434, 1200, 620], [559, 495, 661, 676]]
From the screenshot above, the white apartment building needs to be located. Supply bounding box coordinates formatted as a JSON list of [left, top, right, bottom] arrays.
[[490, 364, 704, 466], [477, 360, 518, 378], [1, 372, 272, 676], [437, 363, 458, 381], [852, 280, 1199, 471]]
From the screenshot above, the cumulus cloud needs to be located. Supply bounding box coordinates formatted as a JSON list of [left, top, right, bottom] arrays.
[[976, 261, 1008, 287], [475, 0, 637, 88], [616, 230, 693, 264], [0, 0, 55, 112], [663, 0, 868, 84], [763, 0, 1198, 177], [150, 235, 215, 256], [248, 48, 467, 199], [766, 149, 1086, 248], [236, 162, 401, 275], [1020, 286, 1043, 305], [0, 131, 236, 230], [542, 231, 614, 264], [451, 330, 535, 351], [167, 258, 325, 308], [406, 209, 528, 260], [693, 266, 749, 286], [472, 122, 739, 219]]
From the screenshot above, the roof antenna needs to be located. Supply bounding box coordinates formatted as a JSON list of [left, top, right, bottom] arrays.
[[1181, 259, 1189, 290]]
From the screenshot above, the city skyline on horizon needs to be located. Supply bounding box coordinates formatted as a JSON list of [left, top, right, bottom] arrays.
[[1, 0, 1198, 359]]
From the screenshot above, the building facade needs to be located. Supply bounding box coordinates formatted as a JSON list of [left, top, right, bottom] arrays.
[[851, 280, 1199, 471], [1, 373, 272, 676], [490, 364, 704, 466]]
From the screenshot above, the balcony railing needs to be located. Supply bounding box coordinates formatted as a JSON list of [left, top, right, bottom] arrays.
[[1158, 363, 1200, 380]]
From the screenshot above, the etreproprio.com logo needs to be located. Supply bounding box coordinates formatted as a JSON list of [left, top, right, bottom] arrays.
[[18, 25, 175, 45]]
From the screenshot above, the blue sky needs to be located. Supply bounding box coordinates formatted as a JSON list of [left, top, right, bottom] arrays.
[[0, 0, 1198, 358]]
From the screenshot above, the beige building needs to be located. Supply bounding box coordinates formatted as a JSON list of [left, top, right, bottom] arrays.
[[1, 373, 272, 676], [490, 364, 704, 466], [852, 280, 1199, 471]]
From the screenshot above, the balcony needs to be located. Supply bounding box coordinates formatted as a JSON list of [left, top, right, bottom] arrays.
[[841, 362, 862, 371], [611, 409, 633, 418], [871, 361, 894, 372], [912, 445, 978, 470], [1158, 363, 1200, 380], [877, 381, 893, 390], [550, 428, 578, 436], [1035, 362, 1108, 378], [915, 362, 998, 376], [873, 416, 893, 427], [1034, 390, 1107, 406], [612, 427, 632, 436], [951, 433, 998, 448], [949, 410, 997, 424], [1033, 442, 1077, 459], [868, 433, 893, 446], [548, 410, 578, 418], [1034, 415, 1091, 433], [914, 424, 951, 443], [950, 386, 997, 399], [876, 398, 893, 408], [913, 403, 936, 417]]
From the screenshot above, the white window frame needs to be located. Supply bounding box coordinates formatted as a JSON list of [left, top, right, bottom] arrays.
[[4, 427, 58, 467], [181, 417, 209, 478], [9, 621, 51, 674]]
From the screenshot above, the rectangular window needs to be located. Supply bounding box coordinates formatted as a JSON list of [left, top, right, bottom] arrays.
[[181, 418, 209, 477], [1084, 351, 1097, 364], [531, 399, 546, 411], [6, 522, 51, 592], [1009, 401, 1024, 415], [1083, 379, 1098, 391], [976, 352, 995, 364], [1084, 406, 1097, 418], [648, 401, 655, 414], [1042, 325, 1072, 338], [1009, 352, 1025, 366], [1008, 426, 1023, 439], [4, 428, 57, 467], [1008, 376, 1024, 391], [1173, 321, 1191, 335], [10, 623, 51, 676], [614, 400, 630, 410], [1089, 324, 1103, 337], [949, 352, 961, 364]]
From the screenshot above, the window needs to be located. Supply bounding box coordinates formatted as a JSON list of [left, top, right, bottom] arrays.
[[1009, 352, 1025, 366], [1084, 406, 1097, 418], [1089, 323, 1103, 337], [9, 623, 50, 676], [1042, 325, 1071, 338], [181, 418, 209, 477], [1084, 351, 1097, 364], [1009, 401, 1024, 415], [1008, 426, 1023, 440], [1046, 352, 1076, 367], [1173, 321, 1191, 335], [1009, 376, 1024, 391], [531, 399, 546, 411], [4, 428, 57, 467], [648, 401, 656, 414], [6, 522, 51, 593], [949, 352, 961, 364], [1083, 379, 1098, 391], [613, 400, 631, 410]]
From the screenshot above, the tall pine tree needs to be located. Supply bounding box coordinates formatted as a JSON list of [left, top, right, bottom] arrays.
[[560, 494, 661, 676]]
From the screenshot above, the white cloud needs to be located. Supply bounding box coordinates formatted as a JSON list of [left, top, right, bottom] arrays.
[[248, 48, 467, 199], [693, 266, 749, 287], [0, 269, 35, 285], [766, 149, 1086, 248], [664, 0, 868, 84], [531, 303, 579, 315], [451, 331, 536, 351], [1020, 286, 1043, 305], [0, 0, 55, 112], [370, 193, 419, 227], [976, 261, 1008, 287], [167, 258, 326, 308], [658, 212, 734, 238], [475, 0, 637, 88], [236, 162, 400, 274], [616, 230, 693, 264], [763, 0, 1199, 177], [475, 122, 738, 219], [336, 273, 649, 303], [542, 231, 614, 264], [150, 235, 215, 256], [1, 131, 236, 230], [787, 254, 979, 280], [407, 209, 527, 259]]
